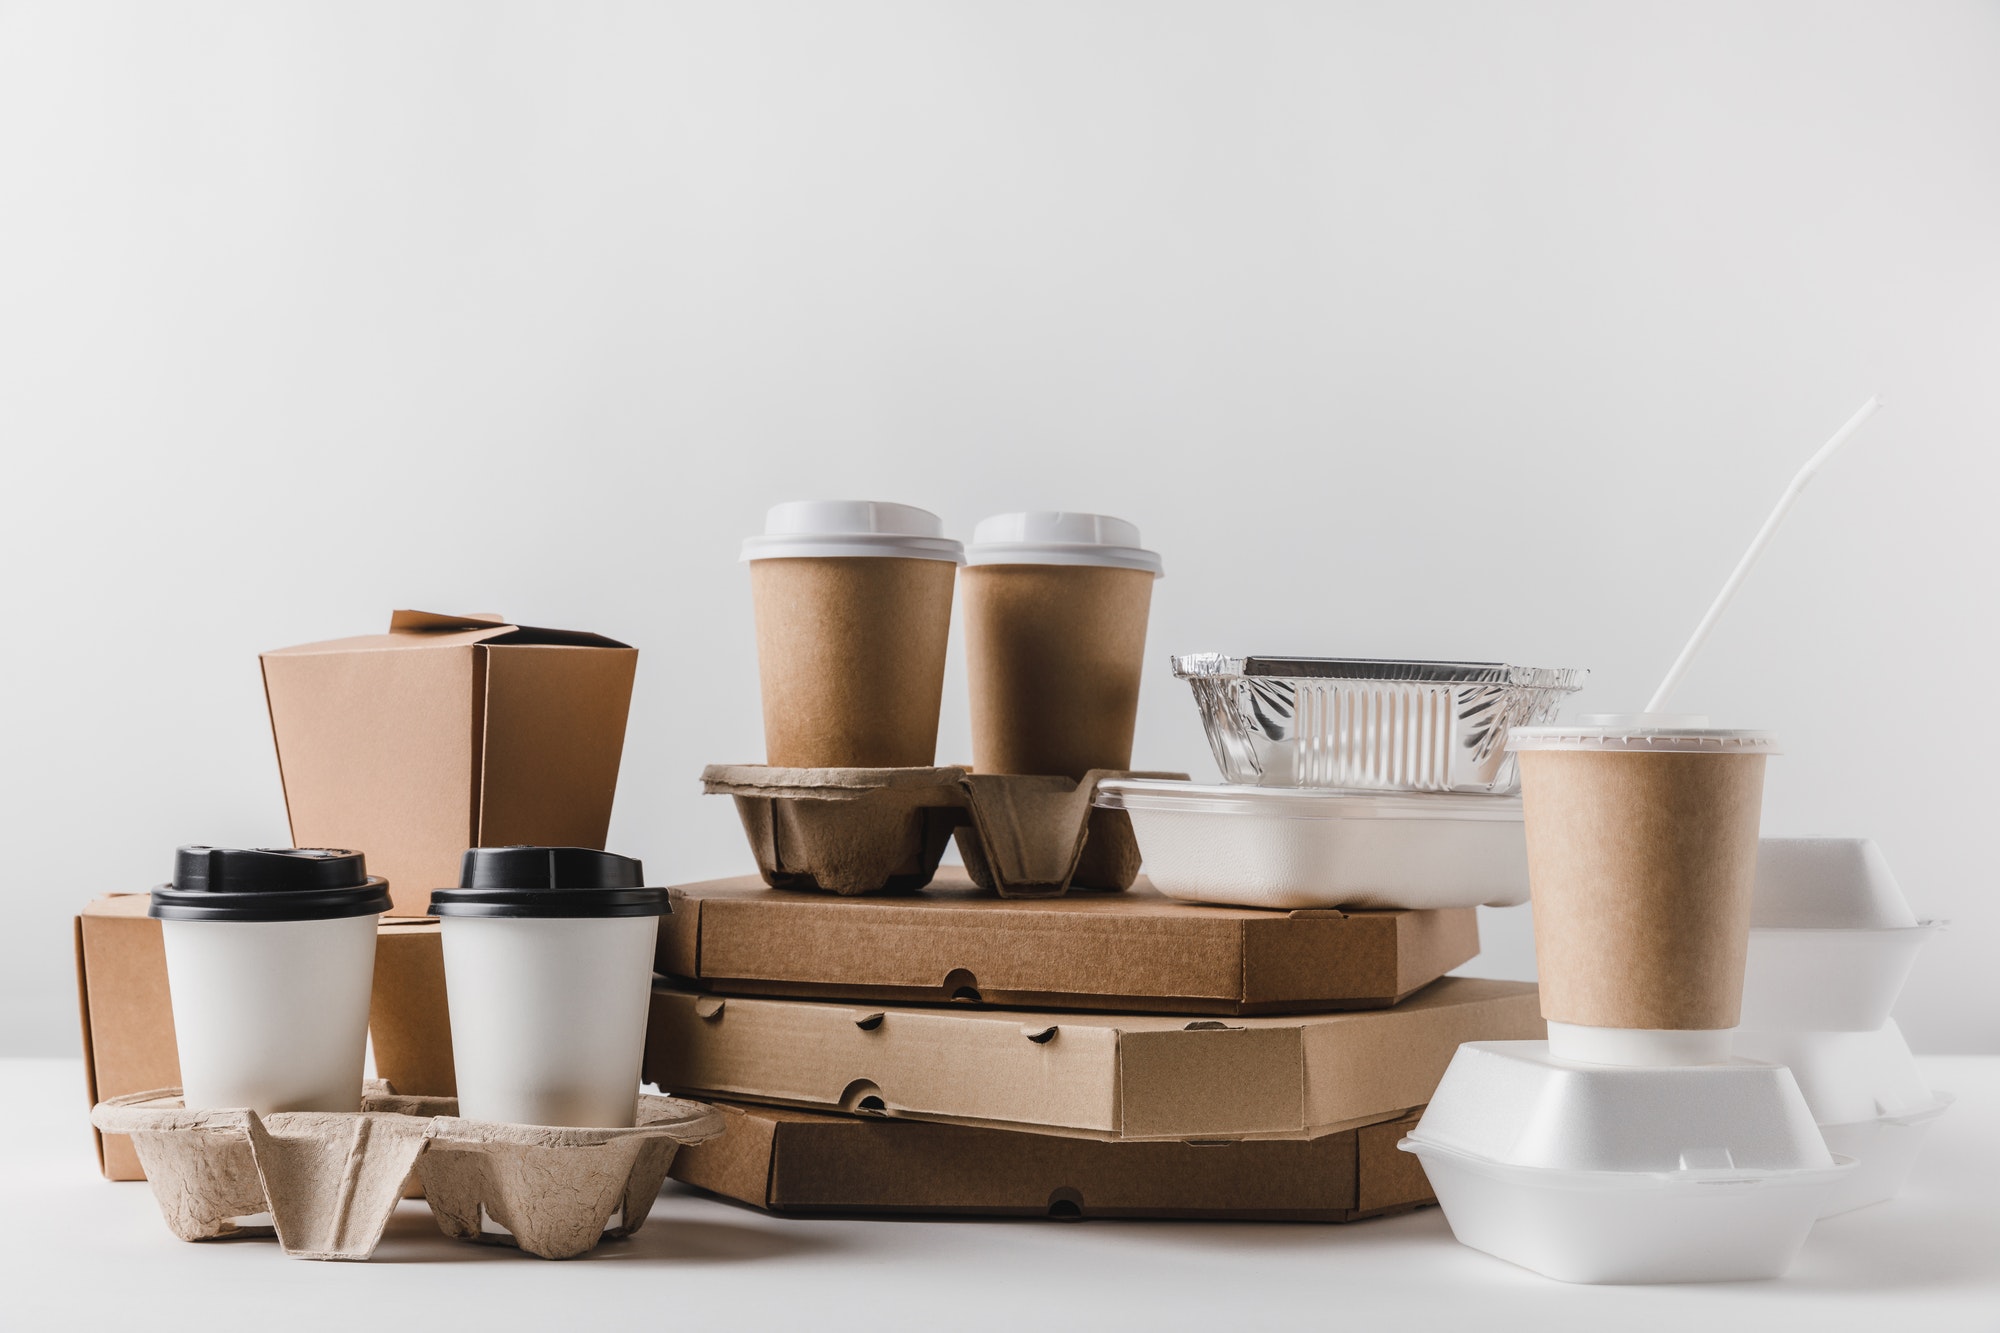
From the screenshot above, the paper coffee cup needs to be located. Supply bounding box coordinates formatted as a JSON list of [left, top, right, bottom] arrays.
[[429, 846, 668, 1128], [962, 512, 1162, 780], [743, 501, 963, 768], [151, 847, 390, 1113], [1509, 720, 1776, 1060]]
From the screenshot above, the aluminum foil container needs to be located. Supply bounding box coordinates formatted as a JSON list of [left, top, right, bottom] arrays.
[[1172, 655, 1587, 793]]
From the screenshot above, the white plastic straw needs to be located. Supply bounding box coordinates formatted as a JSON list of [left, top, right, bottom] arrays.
[[1644, 396, 1884, 715]]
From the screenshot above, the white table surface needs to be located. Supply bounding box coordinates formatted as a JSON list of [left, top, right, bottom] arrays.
[[12, 1056, 1997, 1331]]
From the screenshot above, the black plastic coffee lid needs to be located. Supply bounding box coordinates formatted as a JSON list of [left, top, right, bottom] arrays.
[[427, 846, 669, 919], [150, 847, 392, 922]]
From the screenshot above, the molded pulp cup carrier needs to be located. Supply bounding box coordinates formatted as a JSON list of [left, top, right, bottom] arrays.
[[742, 501, 962, 768], [151, 847, 390, 1114], [1092, 779, 1529, 911], [430, 847, 668, 1129], [1401, 1041, 1852, 1284], [1509, 717, 1776, 1067]]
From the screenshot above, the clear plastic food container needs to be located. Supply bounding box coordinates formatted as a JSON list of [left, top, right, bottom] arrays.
[[1173, 656, 1586, 793], [1093, 779, 1529, 911]]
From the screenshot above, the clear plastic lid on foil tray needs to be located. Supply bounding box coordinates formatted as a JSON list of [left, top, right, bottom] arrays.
[[1169, 655, 1587, 794], [1094, 779, 1523, 820], [1171, 655, 1586, 690]]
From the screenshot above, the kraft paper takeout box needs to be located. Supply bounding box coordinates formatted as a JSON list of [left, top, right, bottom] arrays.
[[76, 894, 456, 1179], [645, 977, 1543, 1140], [672, 1101, 1435, 1221], [263, 610, 638, 917], [703, 764, 1184, 897], [93, 1087, 724, 1261], [658, 870, 1480, 1014]]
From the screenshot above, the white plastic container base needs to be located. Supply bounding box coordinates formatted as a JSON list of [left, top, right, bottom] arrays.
[[440, 914, 659, 1128], [1401, 1041, 1852, 1284], [1733, 1021, 1951, 1215], [160, 914, 379, 1114], [1091, 779, 1527, 911], [1816, 1098, 1953, 1216]]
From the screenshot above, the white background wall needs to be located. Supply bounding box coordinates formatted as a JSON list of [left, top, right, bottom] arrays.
[[3, 1, 1995, 1056]]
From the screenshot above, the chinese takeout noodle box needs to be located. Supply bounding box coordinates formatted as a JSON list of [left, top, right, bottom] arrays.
[[261, 611, 638, 917]]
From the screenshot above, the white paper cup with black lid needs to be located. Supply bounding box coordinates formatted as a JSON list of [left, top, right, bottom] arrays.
[[429, 846, 668, 1128], [150, 846, 390, 1114]]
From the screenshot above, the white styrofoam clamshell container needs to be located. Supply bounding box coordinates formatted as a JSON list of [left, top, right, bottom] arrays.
[[160, 914, 379, 1115], [1752, 836, 1917, 929], [1091, 779, 1528, 911], [440, 915, 659, 1129], [1400, 1041, 1851, 1284], [1740, 836, 1936, 1031], [1740, 922, 1939, 1031], [1732, 1021, 1951, 1215]]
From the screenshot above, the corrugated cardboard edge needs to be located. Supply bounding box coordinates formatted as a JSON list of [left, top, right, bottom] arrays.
[[645, 981, 1535, 1142], [73, 914, 104, 1176], [670, 1101, 1437, 1221], [656, 874, 1476, 1015]]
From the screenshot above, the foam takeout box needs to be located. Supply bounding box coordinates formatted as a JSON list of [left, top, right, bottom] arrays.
[[672, 1100, 1437, 1221], [658, 870, 1479, 1014], [262, 610, 638, 917], [644, 977, 1543, 1140]]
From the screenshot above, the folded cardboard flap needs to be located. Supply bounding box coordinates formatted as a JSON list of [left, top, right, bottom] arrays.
[[658, 871, 1480, 1015], [371, 918, 455, 1097], [670, 1101, 1435, 1220], [76, 895, 459, 1179], [645, 977, 1543, 1140], [263, 610, 637, 916], [75, 895, 176, 1180]]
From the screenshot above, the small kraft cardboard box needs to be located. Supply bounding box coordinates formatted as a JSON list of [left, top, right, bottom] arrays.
[[261, 610, 637, 917], [645, 977, 1543, 1141], [659, 870, 1480, 1014], [75, 894, 454, 1180], [671, 1101, 1437, 1221]]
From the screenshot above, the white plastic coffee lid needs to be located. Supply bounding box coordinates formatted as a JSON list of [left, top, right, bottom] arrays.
[[963, 512, 1163, 576], [1508, 713, 1779, 754], [741, 501, 965, 563]]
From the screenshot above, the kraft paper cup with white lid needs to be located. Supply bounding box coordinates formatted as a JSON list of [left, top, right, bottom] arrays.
[[151, 846, 390, 1114], [1509, 715, 1778, 1067], [743, 501, 963, 769], [430, 846, 669, 1129], [961, 512, 1162, 784]]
